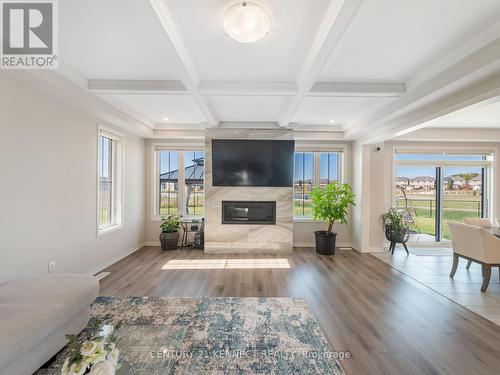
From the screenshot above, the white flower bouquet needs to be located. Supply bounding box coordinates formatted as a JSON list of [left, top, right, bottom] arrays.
[[61, 320, 122, 375]]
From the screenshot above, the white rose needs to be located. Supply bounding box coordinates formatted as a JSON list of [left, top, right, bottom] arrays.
[[89, 360, 116, 375], [61, 358, 70, 375], [106, 348, 120, 367], [69, 361, 87, 375], [80, 341, 98, 356]]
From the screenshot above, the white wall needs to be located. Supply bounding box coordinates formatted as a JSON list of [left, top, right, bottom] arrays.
[[0, 74, 146, 282]]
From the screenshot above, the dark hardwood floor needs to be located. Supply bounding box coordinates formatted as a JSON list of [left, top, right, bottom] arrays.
[[99, 247, 500, 375]]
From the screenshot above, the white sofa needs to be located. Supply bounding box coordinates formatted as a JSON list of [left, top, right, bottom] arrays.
[[0, 274, 99, 374]]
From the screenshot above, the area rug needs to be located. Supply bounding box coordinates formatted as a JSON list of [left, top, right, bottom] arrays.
[[38, 297, 345, 375]]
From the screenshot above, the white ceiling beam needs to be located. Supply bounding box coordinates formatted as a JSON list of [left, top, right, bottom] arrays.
[[346, 36, 500, 143], [199, 81, 297, 96], [148, 0, 218, 126], [309, 82, 406, 97], [88, 78, 404, 97], [279, 0, 365, 127], [357, 72, 500, 144], [88, 79, 187, 95]]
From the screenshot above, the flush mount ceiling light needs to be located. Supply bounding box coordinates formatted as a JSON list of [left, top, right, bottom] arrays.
[[223, 1, 272, 43], [162, 117, 169, 121]]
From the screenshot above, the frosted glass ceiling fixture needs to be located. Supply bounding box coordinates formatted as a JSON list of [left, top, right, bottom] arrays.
[[223, 1, 272, 43]]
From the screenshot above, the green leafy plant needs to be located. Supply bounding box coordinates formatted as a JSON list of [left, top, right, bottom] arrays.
[[160, 215, 180, 233], [379, 207, 418, 234], [310, 181, 356, 234]]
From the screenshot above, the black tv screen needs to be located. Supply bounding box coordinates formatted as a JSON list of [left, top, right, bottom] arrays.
[[212, 139, 295, 187]]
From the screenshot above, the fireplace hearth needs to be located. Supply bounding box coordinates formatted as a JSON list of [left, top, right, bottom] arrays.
[[222, 201, 276, 225]]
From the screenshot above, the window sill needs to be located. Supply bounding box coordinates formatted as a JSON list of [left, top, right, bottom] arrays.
[[293, 217, 318, 223], [97, 224, 123, 237]]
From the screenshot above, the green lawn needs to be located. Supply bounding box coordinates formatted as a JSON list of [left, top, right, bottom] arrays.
[[404, 193, 482, 240]]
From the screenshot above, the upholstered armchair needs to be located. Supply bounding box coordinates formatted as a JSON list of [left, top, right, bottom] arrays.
[[448, 222, 500, 292], [462, 218, 495, 269]]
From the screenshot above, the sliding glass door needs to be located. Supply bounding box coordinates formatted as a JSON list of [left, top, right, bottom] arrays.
[[442, 166, 486, 241], [395, 166, 437, 241], [394, 152, 491, 243]]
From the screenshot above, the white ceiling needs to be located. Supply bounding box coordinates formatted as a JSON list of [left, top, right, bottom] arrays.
[[318, 0, 500, 82], [426, 97, 500, 129], [56, 0, 500, 136], [207, 95, 288, 122], [109, 94, 206, 124], [292, 96, 397, 126]]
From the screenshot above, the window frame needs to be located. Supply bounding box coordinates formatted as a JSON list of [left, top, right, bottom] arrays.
[[293, 145, 345, 221], [151, 144, 205, 221], [392, 147, 494, 244], [96, 124, 124, 237]]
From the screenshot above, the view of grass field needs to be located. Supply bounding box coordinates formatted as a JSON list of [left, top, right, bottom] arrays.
[[398, 192, 482, 240], [160, 190, 205, 216]]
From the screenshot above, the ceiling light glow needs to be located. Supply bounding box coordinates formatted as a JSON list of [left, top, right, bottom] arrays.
[[329, 119, 336, 123], [163, 117, 169, 121], [223, 1, 272, 43]]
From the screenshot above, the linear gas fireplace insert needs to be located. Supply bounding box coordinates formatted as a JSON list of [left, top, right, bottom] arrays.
[[222, 201, 276, 225]]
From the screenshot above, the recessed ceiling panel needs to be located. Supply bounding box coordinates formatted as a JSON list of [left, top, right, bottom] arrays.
[[208, 95, 288, 122], [107, 94, 206, 124], [164, 0, 330, 80], [60, 0, 186, 80], [319, 0, 500, 81], [292, 96, 397, 126]]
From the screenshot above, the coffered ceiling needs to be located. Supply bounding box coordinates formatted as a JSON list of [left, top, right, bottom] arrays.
[[56, 0, 500, 141]]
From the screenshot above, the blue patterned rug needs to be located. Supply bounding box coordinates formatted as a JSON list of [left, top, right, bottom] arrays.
[[40, 297, 345, 374]]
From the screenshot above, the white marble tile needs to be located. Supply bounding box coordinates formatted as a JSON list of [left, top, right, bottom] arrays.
[[204, 129, 294, 254]]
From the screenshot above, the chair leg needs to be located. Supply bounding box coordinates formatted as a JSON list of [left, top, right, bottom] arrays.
[[390, 242, 395, 255], [481, 264, 492, 293], [450, 254, 459, 278], [402, 243, 409, 255], [466, 260, 472, 270]]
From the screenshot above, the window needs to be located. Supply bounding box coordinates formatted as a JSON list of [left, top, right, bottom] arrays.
[[159, 151, 179, 216], [155, 149, 205, 218], [294, 151, 343, 218], [97, 127, 123, 234], [394, 151, 492, 242], [184, 151, 205, 215]]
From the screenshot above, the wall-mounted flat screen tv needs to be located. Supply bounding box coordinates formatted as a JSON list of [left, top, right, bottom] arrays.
[[212, 139, 295, 187]]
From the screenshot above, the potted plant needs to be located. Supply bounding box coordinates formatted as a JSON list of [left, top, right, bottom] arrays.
[[379, 207, 411, 254], [310, 181, 355, 255], [159, 215, 180, 250]]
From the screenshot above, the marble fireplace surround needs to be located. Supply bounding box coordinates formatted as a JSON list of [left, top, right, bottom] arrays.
[[204, 129, 293, 254]]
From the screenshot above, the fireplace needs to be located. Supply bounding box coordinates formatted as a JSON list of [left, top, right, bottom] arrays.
[[222, 201, 276, 225]]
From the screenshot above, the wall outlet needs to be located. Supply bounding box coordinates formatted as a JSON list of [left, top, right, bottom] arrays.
[[48, 261, 56, 273]]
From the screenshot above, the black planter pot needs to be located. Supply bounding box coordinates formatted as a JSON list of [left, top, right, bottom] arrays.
[[315, 231, 337, 255], [159, 231, 179, 251]]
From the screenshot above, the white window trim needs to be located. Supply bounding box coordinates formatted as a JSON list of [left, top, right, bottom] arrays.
[[151, 144, 205, 222], [97, 124, 124, 237], [293, 146, 346, 222]]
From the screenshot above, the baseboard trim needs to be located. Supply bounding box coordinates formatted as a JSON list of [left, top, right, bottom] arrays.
[[293, 242, 353, 248], [143, 241, 353, 249], [87, 242, 145, 276]]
